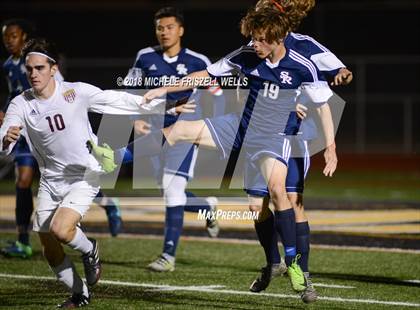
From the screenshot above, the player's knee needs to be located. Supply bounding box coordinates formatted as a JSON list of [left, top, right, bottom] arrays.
[[268, 185, 287, 204], [49, 220, 73, 243], [288, 193, 305, 217], [248, 204, 262, 213], [163, 174, 187, 207], [164, 189, 187, 207], [16, 173, 33, 189]]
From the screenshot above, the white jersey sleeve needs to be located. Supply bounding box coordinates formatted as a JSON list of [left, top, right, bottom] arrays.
[[310, 52, 345, 72], [0, 100, 25, 155], [77, 82, 168, 115]]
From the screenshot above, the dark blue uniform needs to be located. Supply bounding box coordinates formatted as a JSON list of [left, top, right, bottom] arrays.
[[131, 46, 224, 180], [2, 56, 36, 168], [205, 43, 332, 196]]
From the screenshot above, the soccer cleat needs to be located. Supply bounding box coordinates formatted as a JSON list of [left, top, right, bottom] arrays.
[[1, 241, 32, 259], [82, 238, 101, 286], [57, 291, 90, 308], [287, 254, 306, 292], [205, 196, 219, 238], [147, 254, 175, 272], [105, 199, 122, 237], [86, 140, 117, 173], [249, 260, 287, 292], [300, 273, 318, 303]]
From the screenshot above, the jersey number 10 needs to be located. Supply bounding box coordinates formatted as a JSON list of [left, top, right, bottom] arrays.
[[46, 114, 66, 132]]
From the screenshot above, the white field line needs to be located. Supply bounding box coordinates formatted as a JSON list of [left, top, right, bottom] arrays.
[[0, 229, 419, 254], [0, 273, 419, 307], [404, 280, 420, 284], [86, 232, 420, 255], [314, 283, 355, 289]]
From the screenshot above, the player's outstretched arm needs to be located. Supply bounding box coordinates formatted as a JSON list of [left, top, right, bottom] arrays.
[[81, 82, 196, 116], [316, 103, 338, 177], [143, 70, 210, 102]]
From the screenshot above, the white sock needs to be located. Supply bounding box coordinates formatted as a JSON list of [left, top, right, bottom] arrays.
[[67, 227, 93, 255], [52, 255, 88, 296]]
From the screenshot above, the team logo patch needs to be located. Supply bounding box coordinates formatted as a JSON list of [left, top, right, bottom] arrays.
[[280, 71, 292, 85], [176, 63, 188, 75], [63, 89, 76, 103]]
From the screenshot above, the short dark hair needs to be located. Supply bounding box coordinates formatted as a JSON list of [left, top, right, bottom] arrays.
[[154, 7, 184, 26], [1, 18, 36, 38], [22, 38, 59, 66]]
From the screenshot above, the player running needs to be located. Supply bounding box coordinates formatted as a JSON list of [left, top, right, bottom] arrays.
[[89, 7, 337, 299], [246, 1, 352, 302], [0, 38, 194, 308], [125, 7, 225, 272], [0, 19, 122, 261]]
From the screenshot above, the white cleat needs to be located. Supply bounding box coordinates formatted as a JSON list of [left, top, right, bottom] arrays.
[[205, 197, 220, 238]]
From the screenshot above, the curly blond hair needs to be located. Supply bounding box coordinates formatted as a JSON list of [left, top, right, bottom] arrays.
[[240, 7, 290, 43], [255, 0, 315, 31]]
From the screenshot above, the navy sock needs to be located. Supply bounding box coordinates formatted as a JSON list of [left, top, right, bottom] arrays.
[[163, 206, 184, 256], [15, 187, 33, 245], [184, 192, 211, 213], [254, 211, 281, 265], [116, 130, 165, 163], [296, 221, 310, 272], [274, 209, 297, 266]]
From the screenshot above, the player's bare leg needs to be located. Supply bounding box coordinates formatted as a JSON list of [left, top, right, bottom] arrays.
[[50, 208, 101, 287], [38, 232, 90, 308], [259, 156, 305, 292], [162, 119, 217, 148]]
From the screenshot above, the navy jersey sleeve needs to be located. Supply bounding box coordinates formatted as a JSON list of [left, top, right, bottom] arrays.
[[206, 46, 253, 78], [289, 33, 346, 77], [289, 49, 333, 107]]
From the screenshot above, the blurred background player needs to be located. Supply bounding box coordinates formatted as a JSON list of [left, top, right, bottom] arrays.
[[0, 19, 122, 259], [246, 0, 353, 303], [125, 7, 225, 272]]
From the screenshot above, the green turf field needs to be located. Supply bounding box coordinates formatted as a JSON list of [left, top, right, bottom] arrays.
[[0, 232, 419, 309]]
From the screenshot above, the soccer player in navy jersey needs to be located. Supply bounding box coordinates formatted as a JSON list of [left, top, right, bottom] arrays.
[[90, 8, 337, 298], [244, 1, 352, 302], [0, 19, 122, 260], [1, 19, 40, 258], [125, 7, 225, 272]]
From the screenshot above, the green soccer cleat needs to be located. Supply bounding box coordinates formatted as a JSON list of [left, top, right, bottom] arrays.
[[147, 254, 175, 272], [1, 241, 32, 259], [287, 254, 306, 292], [87, 140, 117, 173]]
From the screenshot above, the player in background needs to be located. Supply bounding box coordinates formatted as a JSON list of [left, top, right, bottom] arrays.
[[126, 7, 225, 272], [245, 0, 352, 302], [89, 8, 337, 299], [0, 38, 194, 308], [0, 19, 122, 261]]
